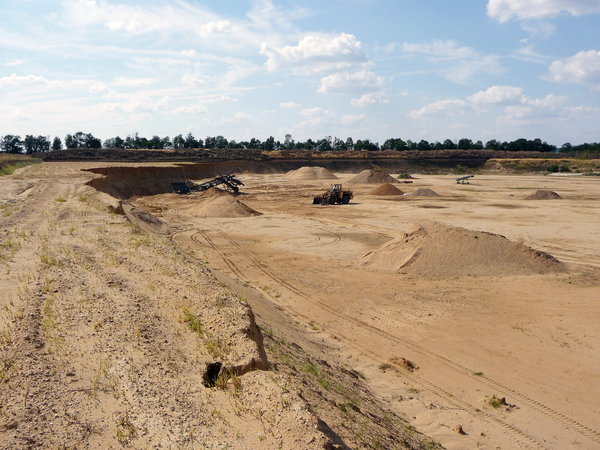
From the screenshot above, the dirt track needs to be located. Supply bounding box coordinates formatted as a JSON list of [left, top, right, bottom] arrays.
[[2, 162, 600, 449]]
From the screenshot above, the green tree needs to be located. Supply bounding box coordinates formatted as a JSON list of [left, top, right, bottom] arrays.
[[1, 135, 23, 154], [560, 142, 572, 153], [52, 136, 62, 151], [417, 139, 431, 150], [284, 134, 294, 149], [485, 139, 501, 150], [355, 139, 379, 151], [184, 132, 200, 149], [458, 138, 473, 149], [345, 137, 354, 151], [263, 136, 275, 151], [104, 136, 125, 148], [442, 139, 456, 149], [173, 134, 184, 149]]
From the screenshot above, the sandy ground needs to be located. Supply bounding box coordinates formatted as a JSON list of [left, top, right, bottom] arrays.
[[0, 163, 440, 450], [133, 170, 600, 450], [2, 162, 600, 449]]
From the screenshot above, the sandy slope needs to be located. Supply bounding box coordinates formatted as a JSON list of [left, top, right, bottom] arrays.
[[0, 164, 438, 450], [3, 163, 600, 450], [129, 171, 600, 450]]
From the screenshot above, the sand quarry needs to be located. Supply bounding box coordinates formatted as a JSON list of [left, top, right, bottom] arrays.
[[1, 163, 600, 450]]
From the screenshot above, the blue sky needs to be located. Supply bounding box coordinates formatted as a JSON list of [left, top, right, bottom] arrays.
[[1, 0, 600, 146]]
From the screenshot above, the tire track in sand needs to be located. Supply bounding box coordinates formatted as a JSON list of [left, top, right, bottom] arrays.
[[213, 228, 600, 447], [187, 229, 557, 448]]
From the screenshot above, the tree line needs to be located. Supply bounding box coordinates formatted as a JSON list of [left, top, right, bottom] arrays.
[[1, 131, 599, 154]]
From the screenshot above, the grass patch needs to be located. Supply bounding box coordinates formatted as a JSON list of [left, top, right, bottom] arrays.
[[300, 362, 318, 377], [488, 395, 507, 408], [205, 334, 230, 359], [0, 156, 40, 176], [115, 413, 137, 445], [181, 308, 203, 334], [55, 197, 67, 203]]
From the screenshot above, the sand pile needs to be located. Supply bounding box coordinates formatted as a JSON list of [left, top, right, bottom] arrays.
[[360, 221, 564, 277], [348, 170, 397, 184], [410, 188, 440, 197], [186, 188, 262, 218], [370, 184, 405, 196], [285, 166, 338, 180], [525, 190, 562, 200]]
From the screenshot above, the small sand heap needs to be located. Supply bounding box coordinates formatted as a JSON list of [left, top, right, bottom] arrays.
[[360, 221, 564, 277], [370, 184, 405, 196], [186, 188, 262, 218], [410, 188, 440, 197], [348, 170, 397, 184], [285, 166, 338, 181], [525, 190, 562, 200]]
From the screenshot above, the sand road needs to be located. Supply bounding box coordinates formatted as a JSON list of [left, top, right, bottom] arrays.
[[134, 172, 600, 449]]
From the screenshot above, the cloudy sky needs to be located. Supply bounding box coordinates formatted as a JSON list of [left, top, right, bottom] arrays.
[[1, 0, 600, 146]]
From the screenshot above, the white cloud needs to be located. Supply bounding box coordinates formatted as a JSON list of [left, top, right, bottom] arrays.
[[199, 20, 236, 38], [98, 96, 172, 113], [113, 77, 157, 87], [181, 74, 209, 87], [487, 0, 600, 22], [280, 102, 301, 108], [402, 40, 503, 84], [9, 109, 31, 120], [411, 88, 568, 121], [403, 40, 477, 59], [408, 99, 471, 118], [105, 19, 142, 32], [520, 21, 556, 38], [549, 50, 600, 88], [261, 33, 369, 74], [218, 112, 259, 126], [170, 104, 208, 115], [318, 70, 386, 94], [341, 114, 366, 125], [521, 93, 567, 106], [350, 93, 389, 107], [132, 57, 191, 66], [467, 86, 525, 104], [499, 94, 568, 123], [0, 74, 48, 87], [299, 107, 334, 118], [5, 59, 27, 66]]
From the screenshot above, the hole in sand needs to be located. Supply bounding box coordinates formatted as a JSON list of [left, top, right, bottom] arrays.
[[203, 362, 223, 387]]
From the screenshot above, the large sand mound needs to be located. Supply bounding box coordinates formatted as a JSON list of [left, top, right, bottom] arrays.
[[370, 184, 405, 196], [525, 190, 562, 200], [348, 170, 397, 184], [410, 188, 440, 197], [360, 221, 564, 277], [285, 166, 338, 181], [186, 188, 262, 218]]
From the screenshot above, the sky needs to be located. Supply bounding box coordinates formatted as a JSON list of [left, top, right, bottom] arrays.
[[1, 0, 600, 146]]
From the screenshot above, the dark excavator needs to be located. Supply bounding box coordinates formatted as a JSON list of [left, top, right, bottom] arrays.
[[171, 174, 244, 194]]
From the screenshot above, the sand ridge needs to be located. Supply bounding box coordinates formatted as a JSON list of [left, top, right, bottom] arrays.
[[370, 183, 405, 196], [360, 221, 565, 276], [348, 169, 397, 184], [410, 188, 440, 197], [186, 187, 262, 218], [525, 189, 562, 200], [285, 166, 338, 181]]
